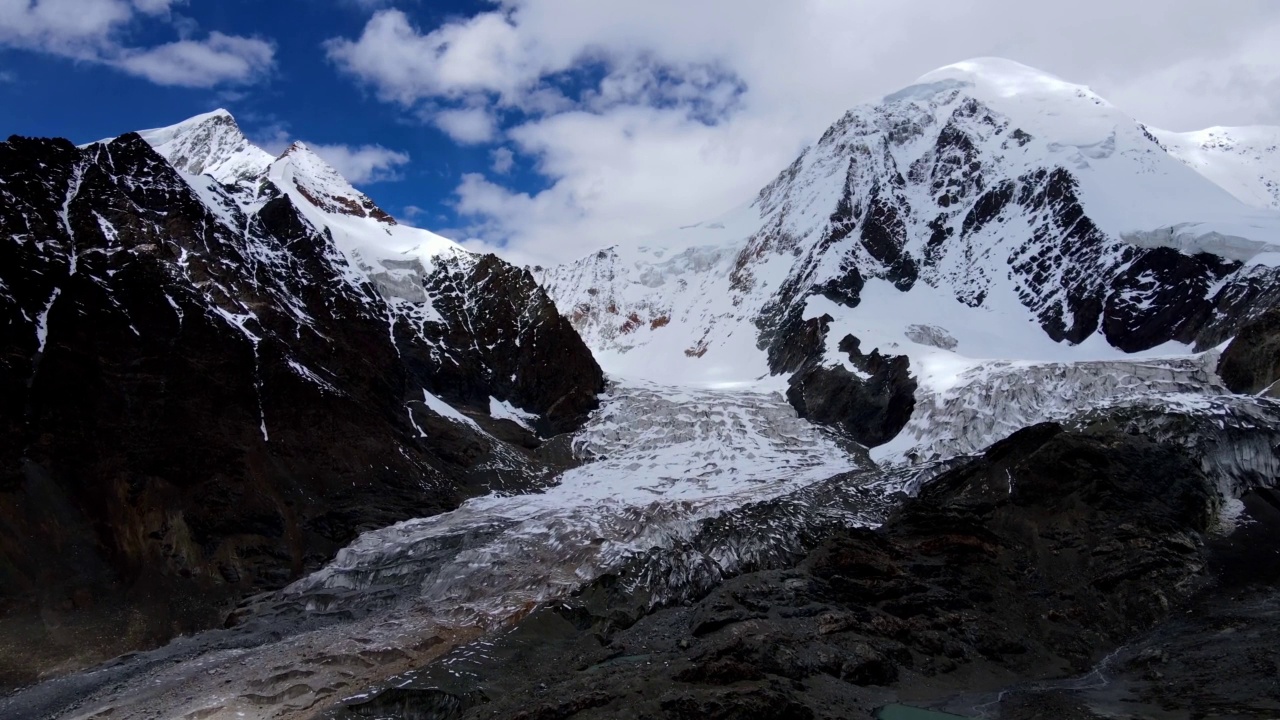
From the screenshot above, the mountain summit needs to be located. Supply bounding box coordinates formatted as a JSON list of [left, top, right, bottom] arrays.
[[537, 57, 1280, 450], [133, 108, 273, 186]]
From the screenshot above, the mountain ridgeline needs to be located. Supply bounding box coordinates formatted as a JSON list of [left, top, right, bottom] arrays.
[[2, 57, 1280, 717], [0, 114, 603, 682], [536, 59, 1280, 447]]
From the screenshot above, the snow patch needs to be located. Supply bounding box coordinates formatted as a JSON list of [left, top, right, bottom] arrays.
[[489, 397, 536, 430], [422, 389, 481, 431]]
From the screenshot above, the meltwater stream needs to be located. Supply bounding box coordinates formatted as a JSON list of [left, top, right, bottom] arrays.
[[4, 379, 881, 720]]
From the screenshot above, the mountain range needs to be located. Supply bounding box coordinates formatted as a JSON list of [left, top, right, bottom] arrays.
[[2, 57, 1279, 719], [0, 106, 603, 682], [537, 59, 1280, 453]]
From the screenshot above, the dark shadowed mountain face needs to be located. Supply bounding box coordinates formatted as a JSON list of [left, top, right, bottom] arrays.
[[0, 127, 602, 684]]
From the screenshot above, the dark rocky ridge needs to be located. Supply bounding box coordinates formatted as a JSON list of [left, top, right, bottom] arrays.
[[418, 254, 604, 435], [322, 420, 1280, 719], [1217, 308, 1280, 397], [0, 132, 603, 685]]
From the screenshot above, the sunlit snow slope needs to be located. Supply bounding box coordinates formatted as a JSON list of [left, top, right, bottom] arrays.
[[1155, 125, 1280, 211], [537, 57, 1280, 457], [132, 110, 471, 298]]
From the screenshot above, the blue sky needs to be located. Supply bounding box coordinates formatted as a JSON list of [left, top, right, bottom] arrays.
[[3, 1, 1279, 264]]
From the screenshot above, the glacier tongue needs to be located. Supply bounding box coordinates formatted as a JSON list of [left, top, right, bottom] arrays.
[[877, 352, 1231, 464], [288, 377, 865, 612], [22, 378, 879, 720]]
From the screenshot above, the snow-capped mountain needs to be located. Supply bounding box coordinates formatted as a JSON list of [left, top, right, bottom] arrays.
[[0, 109, 603, 661], [1155, 125, 1280, 211], [134, 109, 275, 187], [537, 58, 1280, 451], [127, 109, 603, 434], [7, 59, 1280, 720]]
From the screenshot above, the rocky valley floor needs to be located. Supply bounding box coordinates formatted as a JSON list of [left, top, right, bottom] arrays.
[[4, 360, 1278, 720], [322, 423, 1280, 720]]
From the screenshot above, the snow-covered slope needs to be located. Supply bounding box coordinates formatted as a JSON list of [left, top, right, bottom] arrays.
[[264, 141, 468, 310], [131, 111, 472, 302], [133, 109, 274, 187], [537, 57, 1280, 454], [534, 209, 778, 385], [1154, 125, 1280, 211]]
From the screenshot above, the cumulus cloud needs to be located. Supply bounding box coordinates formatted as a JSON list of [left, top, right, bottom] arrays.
[[130, 0, 180, 15], [433, 107, 498, 144], [0, 0, 274, 87], [490, 147, 515, 174], [327, 0, 1280, 264], [307, 142, 410, 184], [324, 9, 530, 105], [113, 32, 274, 87], [0, 0, 133, 52]]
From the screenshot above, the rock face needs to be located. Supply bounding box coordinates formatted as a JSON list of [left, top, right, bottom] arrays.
[[0, 125, 602, 684], [418, 254, 604, 435], [786, 331, 917, 447], [333, 420, 1279, 719], [1217, 308, 1280, 397]]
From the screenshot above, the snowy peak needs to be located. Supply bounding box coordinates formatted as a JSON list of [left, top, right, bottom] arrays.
[[1155, 125, 1280, 210], [916, 58, 1095, 101], [541, 57, 1280, 452], [134, 112, 466, 275], [136, 108, 273, 187], [134, 111, 398, 226], [270, 141, 396, 224]]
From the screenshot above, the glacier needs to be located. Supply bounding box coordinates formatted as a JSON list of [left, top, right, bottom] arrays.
[[7, 57, 1280, 720]]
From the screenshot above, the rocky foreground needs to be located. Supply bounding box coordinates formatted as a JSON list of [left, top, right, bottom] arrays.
[[325, 420, 1280, 720]]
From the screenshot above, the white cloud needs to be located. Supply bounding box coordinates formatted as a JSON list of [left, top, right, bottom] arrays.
[[0, 0, 273, 87], [130, 0, 181, 15], [325, 9, 529, 105], [307, 142, 410, 184], [328, 1, 1280, 264], [113, 32, 274, 87], [434, 107, 497, 144], [490, 147, 515, 174], [0, 0, 133, 52]]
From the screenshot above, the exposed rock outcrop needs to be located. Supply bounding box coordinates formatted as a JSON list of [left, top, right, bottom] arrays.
[[0, 131, 602, 685], [786, 333, 917, 448], [1217, 308, 1280, 397]]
